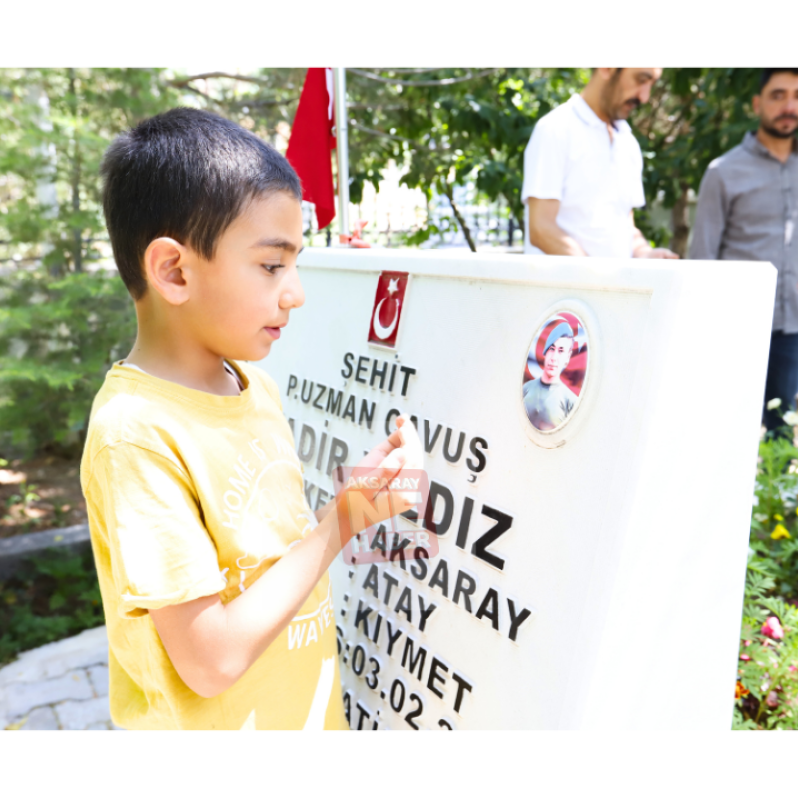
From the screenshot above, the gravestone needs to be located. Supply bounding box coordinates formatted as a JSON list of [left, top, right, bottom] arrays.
[[259, 248, 775, 730]]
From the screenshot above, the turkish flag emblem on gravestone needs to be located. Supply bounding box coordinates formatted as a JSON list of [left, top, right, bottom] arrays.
[[367, 271, 409, 348]]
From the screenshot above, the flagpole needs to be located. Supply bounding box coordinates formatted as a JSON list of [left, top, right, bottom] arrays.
[[333, 67, 350, 244]]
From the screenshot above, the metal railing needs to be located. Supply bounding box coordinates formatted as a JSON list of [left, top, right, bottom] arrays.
[[301, 188, 524, 251]]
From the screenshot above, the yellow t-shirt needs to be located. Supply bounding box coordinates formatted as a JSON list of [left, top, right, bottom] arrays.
[[80, 360, 347, 730]]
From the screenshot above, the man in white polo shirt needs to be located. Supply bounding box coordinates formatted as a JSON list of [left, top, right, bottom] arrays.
[[523, 68, 678, 259]]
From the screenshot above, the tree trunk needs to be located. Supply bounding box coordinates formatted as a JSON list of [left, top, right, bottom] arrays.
[[68, 69, 82, 272], [440, 179, 476, 253], [71, 149, 82, 273], [671, 182, 690, 258], [25, 78, 59, 274]]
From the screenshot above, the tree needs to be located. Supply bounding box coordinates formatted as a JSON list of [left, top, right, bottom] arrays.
[[339, 68, 762, 255], [0, 68, 182, 273], [342, 68, 588, 250], [0, 69, 181, 457], [632, 68, 760, 255], [137, 68, 762, 256]]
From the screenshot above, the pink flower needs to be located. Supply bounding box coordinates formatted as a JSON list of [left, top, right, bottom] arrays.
[[740, 653, 751, 661], [766, 690, 779, 708], [762, 617, 785, 640], [789, 665, 797, 673]]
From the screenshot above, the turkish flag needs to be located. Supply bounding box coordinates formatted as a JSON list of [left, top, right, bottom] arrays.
[[368, 271, 409, 348], [286, 68, 336, 230]]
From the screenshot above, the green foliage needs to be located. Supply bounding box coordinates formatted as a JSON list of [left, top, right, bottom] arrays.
[[0, 548, 104, 667], [0, 68, 319, 460], [0, 68, 174, 459], [1, 67, 767, 261], [340, 68, 764, 250], [5, 480, 40, 510], [0, 68, 180, 272], [638, 69, 759, 201], [733, 431, 798, 729], [0, 268, 136, 458], [633, 68, 760, 251], [398, 215, 458, 247], [343, 68, 586, 233], [1, 67, 767, 284], [734, 565, 798, 729], [750, 434, 798, 599]]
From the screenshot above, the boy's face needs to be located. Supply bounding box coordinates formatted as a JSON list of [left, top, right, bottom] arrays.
[[184, 191, 305, 362]]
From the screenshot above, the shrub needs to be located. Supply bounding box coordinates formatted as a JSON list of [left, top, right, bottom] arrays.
[[0, 268, 135, 459], [0, 547, 104, 666], [734, 430, 798, 729]]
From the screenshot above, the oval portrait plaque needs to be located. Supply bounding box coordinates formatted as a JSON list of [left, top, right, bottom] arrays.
[[521, 311, 590, 437]]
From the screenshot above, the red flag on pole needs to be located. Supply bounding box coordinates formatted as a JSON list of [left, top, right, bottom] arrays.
[[285, 68, 336, 230]]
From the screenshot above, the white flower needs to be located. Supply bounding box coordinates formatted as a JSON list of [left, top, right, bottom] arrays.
[[767, 397, 782, 410], [752, 494, 759, 506], [784, 411, 798, 426]]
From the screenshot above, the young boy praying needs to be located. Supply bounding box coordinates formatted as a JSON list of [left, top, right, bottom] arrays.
[[81, 108, 420, 730]]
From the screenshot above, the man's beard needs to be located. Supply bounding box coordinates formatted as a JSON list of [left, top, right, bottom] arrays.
[[601, 75, 639, 122], [761, 116, 798, 139], [617, 97, 641, 120]]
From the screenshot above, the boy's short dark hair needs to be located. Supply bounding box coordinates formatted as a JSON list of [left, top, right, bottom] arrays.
[[101, 108, 302, 300], [759, 68, 798, 92]]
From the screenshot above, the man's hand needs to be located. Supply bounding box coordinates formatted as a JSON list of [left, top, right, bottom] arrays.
[[631, 213, 679, 259], [527, 198, 588, 256], [634, 246, 680, 259]]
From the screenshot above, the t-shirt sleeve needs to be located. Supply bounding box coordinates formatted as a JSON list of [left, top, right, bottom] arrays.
[[89, 442, 227, 619], [521, 118, 568, 202]]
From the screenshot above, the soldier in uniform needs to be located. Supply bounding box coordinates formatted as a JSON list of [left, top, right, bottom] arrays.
[[523, 322, 578, 431]]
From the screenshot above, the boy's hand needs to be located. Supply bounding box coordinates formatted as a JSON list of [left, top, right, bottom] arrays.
[[335, 414, 424, 538], [356, 413, 422, 472], [150, 415, 425, 700]]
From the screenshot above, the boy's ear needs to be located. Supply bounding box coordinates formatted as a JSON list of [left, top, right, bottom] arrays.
[[143, 237, 191, 306]]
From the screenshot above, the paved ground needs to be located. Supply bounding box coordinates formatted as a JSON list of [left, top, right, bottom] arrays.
[[0, 626, 121, 730]]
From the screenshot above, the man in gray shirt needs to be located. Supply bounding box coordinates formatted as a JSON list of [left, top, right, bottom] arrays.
[[690, 68, 798, 433]]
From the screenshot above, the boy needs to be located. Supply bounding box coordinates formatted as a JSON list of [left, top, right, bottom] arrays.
[[81, 108, 421, 730]]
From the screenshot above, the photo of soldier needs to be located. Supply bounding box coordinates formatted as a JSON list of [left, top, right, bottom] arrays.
[[522, 313, 588, 431]]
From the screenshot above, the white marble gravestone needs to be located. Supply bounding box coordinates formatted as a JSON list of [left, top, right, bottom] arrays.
[[258, 248, 775, 730]]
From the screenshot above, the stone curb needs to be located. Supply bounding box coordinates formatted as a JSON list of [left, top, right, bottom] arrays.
[[0, 523, 91, 580], [0, 626, 108, 688], [0, 626, 111, 730]]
